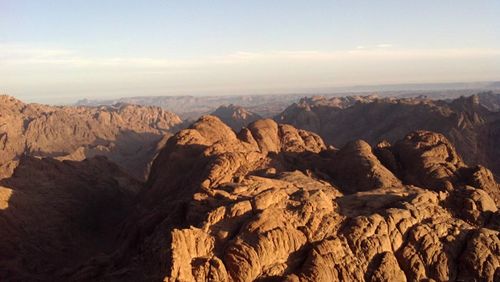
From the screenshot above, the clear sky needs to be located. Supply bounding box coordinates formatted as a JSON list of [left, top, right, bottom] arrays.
[[1, 0, 499, 103]]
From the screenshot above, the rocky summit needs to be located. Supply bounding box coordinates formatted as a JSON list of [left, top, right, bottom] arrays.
[[0, 111, 498, 281], [3, 1, 500, 280], [143, 117, 500, 282]]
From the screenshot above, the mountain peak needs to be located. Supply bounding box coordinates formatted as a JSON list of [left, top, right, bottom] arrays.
[[211, 104, 262, 131]]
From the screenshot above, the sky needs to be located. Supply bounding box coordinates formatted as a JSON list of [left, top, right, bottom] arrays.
[[0, 0, 499, 103]]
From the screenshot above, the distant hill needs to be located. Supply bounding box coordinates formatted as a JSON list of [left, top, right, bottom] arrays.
[[477, 91, 500, 111], [77, 94, 303, 120], [276, 94, 500, 177], [210, 104, 262, 131], [75, 81, 500, 119]]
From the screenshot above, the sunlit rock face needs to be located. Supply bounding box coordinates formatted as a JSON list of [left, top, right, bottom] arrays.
[[107, 116, 498, 282]]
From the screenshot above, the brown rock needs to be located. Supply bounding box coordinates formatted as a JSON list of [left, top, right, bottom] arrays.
[[211, 104, 262, 132], [0, 156, 142, 280], [276, 95, 500, 177], [1, 112, 499, 282], [328, 140, 401, 193], [458, 228, 500, 282], [368, 252, 407, 282], [0, 95, 182, 180]]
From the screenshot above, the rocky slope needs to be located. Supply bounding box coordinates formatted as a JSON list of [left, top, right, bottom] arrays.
[[0, 95, 182, 180], [56, 116, 499, 282], [0, 156, 142, 280], [276, 95, 500, 177], [211, 104, 262, 131]]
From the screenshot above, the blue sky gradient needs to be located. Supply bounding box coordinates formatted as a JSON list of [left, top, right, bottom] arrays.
[[1, 0, 499, 102]]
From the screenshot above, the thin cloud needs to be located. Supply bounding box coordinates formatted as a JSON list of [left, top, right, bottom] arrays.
[[1, 43, 499, 71], [376, 44, 393, 48]]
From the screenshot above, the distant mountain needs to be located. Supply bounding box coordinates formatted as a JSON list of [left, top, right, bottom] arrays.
[[210, 104, 262, 131], [477, 91, 500, 112], [0, 95, 182, 180], [76, 94, 303, 120], [75, 81, 500, 120], [276, 94, 500, 177]]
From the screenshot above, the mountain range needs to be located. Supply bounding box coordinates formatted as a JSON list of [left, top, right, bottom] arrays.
[[0, 93, 499, 281], [0, 95, 182, 180]]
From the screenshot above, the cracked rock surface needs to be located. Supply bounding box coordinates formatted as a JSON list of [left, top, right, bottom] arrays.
[[81, 116, 497, 282]]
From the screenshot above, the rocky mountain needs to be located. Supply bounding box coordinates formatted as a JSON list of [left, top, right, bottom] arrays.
[[0, 156, 142, 280], [277, 94, 500, 178], [477, 91, 500, 112], [0, 95, 182, 180], [0, 113, 498, 281], [76, 94, 303, 120], [73, 81, 500, 120], [211, 104, 262, 131], [30, 116, 493, 282]]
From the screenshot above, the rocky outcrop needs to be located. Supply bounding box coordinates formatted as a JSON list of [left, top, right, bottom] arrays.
[[328, 140, 401, 193], [80, 116, 497, 282], [0, 95, 182, 180], [392, 130, 465, 191], [276, 95, 500, 177]]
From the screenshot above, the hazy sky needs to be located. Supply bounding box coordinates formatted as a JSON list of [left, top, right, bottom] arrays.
[[1, 0, 499, 103]]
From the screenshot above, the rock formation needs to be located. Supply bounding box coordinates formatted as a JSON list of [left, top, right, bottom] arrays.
[[211, 104, 262, 131], [0, 114, 498, 281], [64, 116, 498, 282], [276, 94, 500, 177], [0, 95, 182, 180]]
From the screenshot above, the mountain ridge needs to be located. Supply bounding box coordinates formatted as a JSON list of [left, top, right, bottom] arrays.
[[0, 97, 498, 281], [0, 95, 182, 180]]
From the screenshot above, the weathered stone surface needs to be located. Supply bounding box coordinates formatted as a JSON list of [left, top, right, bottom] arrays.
[[328, 140, 401, 193], [458, 228, 500, 282], [368, 252, 407, 282], [123, 116, 499, 282], [393, 130, 465, 191]]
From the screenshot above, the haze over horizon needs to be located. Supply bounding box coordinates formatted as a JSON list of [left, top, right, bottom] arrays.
[[1, 0, 499, 103]]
